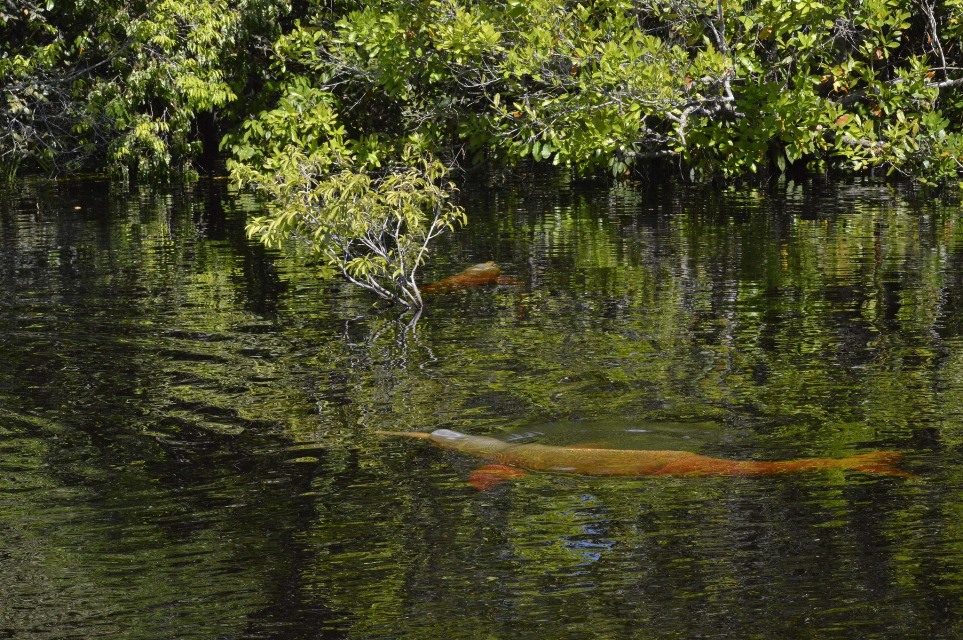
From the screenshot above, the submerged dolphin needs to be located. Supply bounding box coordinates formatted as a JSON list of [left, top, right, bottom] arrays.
[[380, 429, 912, 489], [421, 261, 513, 294]]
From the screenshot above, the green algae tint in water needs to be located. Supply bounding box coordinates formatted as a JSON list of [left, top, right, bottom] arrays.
[[0, 177, 961, 639]]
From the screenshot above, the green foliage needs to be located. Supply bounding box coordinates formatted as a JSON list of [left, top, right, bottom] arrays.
[[229, 87, 466, 307], [7, 0, 963, 185], [99, 0, 240, 178], [2, 0, 288, 179], [230, 0, 963, 185]]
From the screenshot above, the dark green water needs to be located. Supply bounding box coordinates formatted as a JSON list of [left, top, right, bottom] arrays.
[[1, 176, 961, 638]]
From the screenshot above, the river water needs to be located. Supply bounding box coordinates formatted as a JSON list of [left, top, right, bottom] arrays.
[[1, 176, 961, 638]]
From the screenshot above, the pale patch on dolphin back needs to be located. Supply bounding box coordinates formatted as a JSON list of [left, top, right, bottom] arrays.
[[431, 429, 466, 441]]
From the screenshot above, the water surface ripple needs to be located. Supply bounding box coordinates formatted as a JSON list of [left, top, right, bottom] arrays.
[[1, 178, 960, 639]]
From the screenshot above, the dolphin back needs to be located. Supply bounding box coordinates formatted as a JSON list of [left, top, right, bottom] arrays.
[[429, 429, 515, 457], [382, 429, 913, 479]]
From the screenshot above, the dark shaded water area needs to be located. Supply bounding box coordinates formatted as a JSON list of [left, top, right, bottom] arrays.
[[2, 175, 963, 638]]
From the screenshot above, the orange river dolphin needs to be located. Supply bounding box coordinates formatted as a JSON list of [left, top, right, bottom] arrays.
[[421, 261, 519, 294], [380, 429, 913, 490]]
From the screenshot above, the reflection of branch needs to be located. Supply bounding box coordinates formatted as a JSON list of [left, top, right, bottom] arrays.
[[341, 305, 424, 355]]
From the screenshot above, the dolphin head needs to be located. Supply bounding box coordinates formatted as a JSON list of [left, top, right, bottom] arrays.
[[428, 429, 513, 456]]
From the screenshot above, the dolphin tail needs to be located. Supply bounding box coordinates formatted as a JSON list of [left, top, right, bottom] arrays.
[[837, 451, 915, 478]]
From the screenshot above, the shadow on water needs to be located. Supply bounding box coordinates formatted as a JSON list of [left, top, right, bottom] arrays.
[[1, 176, 962, 638]]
